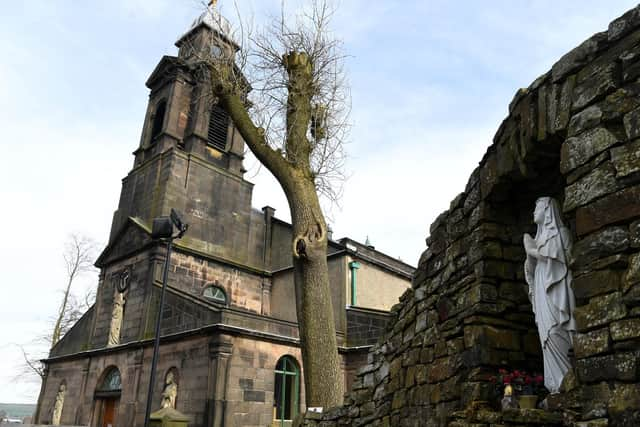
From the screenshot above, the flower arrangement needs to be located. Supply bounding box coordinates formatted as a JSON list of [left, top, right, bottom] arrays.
[[490, 369, 546, 396]]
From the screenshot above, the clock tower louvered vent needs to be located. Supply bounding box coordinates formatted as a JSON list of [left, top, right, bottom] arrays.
[[208, 105, 230, 151]]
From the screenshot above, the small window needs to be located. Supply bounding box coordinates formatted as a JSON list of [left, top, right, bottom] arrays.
[[95, 367, 122, 398], [151, 100, 167, 141], [274, 356, 300, 425], [207, 104, 229, 151], [203, 285, 227, 305]]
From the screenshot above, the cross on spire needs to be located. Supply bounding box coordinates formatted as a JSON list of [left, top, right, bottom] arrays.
[[209, 0, 218, 8]]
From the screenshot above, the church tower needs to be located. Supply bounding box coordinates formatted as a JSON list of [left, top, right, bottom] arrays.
[[108, 3, 265, 266]]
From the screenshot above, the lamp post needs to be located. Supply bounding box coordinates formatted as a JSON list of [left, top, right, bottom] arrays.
[[143, 208, 188, 427]]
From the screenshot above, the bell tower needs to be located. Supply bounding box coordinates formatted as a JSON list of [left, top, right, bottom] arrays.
[[108, 3, 259, 265]]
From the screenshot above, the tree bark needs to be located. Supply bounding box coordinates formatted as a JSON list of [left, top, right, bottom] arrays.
[[289, 178, 343, 409]]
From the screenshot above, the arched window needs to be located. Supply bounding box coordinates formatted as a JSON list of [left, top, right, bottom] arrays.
[[207, 104, 229, 151], [151, 100, 167, 141], [273, 356, 300, 425], [203, 285, 227, 305], [95, 367, 122, 398]]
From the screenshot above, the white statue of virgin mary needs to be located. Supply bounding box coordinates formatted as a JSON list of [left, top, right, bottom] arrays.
[[523, 197, 576, 393]]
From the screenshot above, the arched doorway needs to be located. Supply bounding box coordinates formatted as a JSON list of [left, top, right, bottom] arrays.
[[272, 356, 300, 427], [93, 367, 121, 427]]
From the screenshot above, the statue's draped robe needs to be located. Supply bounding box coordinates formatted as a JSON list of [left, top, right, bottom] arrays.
[[108, 291, 125, 347], [525, 199, 576, 393], [52, 387, 65, 425], [161, 382, 178, 409]]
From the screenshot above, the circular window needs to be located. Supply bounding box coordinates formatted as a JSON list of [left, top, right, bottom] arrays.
[[203, 286, 227, 305]]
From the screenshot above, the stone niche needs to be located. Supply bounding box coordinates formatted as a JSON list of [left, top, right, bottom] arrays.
[[303, 5, 640, 427]]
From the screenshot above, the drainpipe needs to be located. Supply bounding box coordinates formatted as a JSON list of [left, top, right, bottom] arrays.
[[349, 261, 361, 306]]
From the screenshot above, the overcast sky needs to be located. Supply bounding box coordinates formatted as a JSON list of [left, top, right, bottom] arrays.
[[0, 0, 636, 404]]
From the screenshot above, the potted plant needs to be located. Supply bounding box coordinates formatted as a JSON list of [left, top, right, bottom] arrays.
[[490, 369, 545, 410]]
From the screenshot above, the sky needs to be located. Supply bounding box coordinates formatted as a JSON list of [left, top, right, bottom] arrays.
[[0, 0, 636, 404]]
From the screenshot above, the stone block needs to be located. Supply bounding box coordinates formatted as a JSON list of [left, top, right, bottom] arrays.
[[564, 162, 618, 212], [574, 419, 608, 427], [608, 383, 640, 424], [560, 127, 619, 174], [572, 62, 619, 111], [568, 105, 603, 137], [574, 292, 627, 331], [463, 325, 520, 351], [572, 269, 622, 299], [556, 75, 576, 131], [632, 220, 640, 248], [610, 318, 640, 341], [611, 140, 640, 178], [601, 85, 640, 120], [552, 33, 607, 82], [574, 328, 611, 358], [426, 355, 460, 383], [576, 352, 639, 382], [608, 6, 640, 41], [624, 107, 640, 140], [391, 389, 406, 410], [502, 408, 562, 424], [572, 227, 630, 269], [576, 186, 640, 236], [624, 252, 640, 292]]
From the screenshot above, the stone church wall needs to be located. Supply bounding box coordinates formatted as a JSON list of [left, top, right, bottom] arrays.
[[304, 6, 640, 427]]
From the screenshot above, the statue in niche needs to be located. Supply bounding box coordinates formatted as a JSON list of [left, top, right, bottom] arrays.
[[107, 289, 126, 347], [160, 371, 178, 409], [51, 382, 66, 425], [523, 197, 576, 393]]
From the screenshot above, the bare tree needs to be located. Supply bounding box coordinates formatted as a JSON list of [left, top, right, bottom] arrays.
[[51, 234, 97, 347], [194, 0, 349, 409], [19, 234, 97, 380]]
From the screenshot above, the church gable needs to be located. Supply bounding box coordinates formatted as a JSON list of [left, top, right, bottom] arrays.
[[96, 217, 153, 268], [145, 55, 190, 90]]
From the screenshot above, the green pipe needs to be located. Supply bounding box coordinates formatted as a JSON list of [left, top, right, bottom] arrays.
[[349, 261, 361, 306]]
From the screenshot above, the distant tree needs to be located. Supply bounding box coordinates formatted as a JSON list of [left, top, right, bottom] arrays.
[[199, 0, 349, 409], [19, 234, 97, 380], [50, 234, 97, 347]]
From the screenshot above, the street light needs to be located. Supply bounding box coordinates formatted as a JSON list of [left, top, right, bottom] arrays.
[[143, 208, 188, 427]]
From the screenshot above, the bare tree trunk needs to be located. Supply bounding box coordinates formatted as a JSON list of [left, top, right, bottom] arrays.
[[290, 180, 343, 408], [51, 275, 74, 348]]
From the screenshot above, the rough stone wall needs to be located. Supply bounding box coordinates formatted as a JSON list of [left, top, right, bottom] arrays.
[[304, 6, 640, 427]]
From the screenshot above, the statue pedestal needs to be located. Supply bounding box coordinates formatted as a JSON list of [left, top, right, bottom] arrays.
[[149, 407, 190, 427]]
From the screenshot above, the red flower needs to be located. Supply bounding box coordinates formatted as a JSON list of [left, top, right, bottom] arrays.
[[524, 376, 532, 384], [534, 375, 544, 384], [503, 375, 512, 384], [489, 376, 497, 383], [513, 370, 521, 378], [498, 368, 507, 375]]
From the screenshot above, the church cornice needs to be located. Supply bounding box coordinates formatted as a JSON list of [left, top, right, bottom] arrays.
[[41, 316, 360, 365], [127, 146, 253, 188]]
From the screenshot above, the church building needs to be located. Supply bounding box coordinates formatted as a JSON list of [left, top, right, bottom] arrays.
[[34, 5, 414, 427]]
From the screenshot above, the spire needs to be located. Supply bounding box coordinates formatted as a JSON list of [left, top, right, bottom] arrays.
[[365, 236, 375, 250]]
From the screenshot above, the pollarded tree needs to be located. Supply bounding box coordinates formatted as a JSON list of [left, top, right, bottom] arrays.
[[203, 0, 349, 409]]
